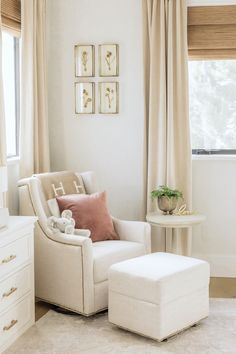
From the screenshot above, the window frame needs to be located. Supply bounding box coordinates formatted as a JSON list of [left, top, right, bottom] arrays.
[[13, 36, 20, 159], [192, 149, 236, 155], [3, 34, 20, 159], [188, 5, 236, 156]]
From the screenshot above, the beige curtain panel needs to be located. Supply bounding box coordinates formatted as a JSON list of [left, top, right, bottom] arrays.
[[20, 0, 50, 178], [143, 0, 192, 255]]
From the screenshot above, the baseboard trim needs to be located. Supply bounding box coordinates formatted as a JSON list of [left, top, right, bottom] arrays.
[[192, 254, 236, 278]]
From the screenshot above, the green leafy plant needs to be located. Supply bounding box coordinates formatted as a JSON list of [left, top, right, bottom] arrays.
[[151, 186, 183, 200]]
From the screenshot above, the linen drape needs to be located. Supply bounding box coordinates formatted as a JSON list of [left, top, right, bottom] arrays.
[[0, 1, 7, 208], [20, 0, 50, 178], [143, 0, 192, 255]]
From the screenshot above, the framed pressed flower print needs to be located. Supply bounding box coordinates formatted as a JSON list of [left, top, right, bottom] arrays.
[[99, 82, 119, 114], [75, 45, 95, 77], [75, 82, 95, 114], [99, 44, 119, 77]]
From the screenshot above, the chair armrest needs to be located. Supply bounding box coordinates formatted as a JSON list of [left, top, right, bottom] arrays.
[[112, 217, 151, 254], [47, 228, 92, 248], [74, 229, 91, 237]]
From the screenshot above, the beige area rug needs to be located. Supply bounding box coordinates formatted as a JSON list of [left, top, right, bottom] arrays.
[[5, 299, 236, 354]]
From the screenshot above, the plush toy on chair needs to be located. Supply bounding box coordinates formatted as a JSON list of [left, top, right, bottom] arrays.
[[47, 209, 90, 237]]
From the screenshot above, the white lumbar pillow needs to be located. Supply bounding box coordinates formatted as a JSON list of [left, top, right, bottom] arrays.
[[47, 198, 60, 218]]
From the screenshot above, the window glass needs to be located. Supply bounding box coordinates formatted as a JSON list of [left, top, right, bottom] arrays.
[[189, 60, 236, 154], [2, 31, 19, 157]]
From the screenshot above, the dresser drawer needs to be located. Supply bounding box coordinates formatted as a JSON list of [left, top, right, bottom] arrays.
[[0, 295, 32, 348], [0, 266, 31, 313], [0, 235, 31, 279]]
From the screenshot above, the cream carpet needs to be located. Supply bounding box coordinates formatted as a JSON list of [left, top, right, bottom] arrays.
[[5, 299, 236, 354]]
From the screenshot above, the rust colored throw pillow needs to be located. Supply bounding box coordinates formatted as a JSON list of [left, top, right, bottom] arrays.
[[56, 192, 119, 242]]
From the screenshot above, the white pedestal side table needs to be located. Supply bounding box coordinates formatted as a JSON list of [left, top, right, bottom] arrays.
[[146, 213, 206, 254]]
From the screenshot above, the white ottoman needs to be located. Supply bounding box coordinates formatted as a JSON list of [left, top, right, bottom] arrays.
[[108, 252, 209, 341]]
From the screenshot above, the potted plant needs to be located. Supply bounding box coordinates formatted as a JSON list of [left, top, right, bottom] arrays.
[[151, 186, 183, 215]]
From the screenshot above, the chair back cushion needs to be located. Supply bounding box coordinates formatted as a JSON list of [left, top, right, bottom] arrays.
[[56, 191, 119, 242]]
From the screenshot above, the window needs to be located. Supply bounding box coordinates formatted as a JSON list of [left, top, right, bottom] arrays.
[[2, 31, 20, 158], [188, 5, 236, 155], [189, 60, 236, 154]]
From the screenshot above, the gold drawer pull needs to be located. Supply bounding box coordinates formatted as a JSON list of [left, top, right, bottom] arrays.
[[1, 255, 16, 264], [3, 319, 18, 331], [2, 287, 17, 298]]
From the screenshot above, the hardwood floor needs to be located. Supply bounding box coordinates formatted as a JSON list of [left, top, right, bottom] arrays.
[[35, 301, 54, 321], [209, 277, 236, 298], [35, 277, 236, 321]]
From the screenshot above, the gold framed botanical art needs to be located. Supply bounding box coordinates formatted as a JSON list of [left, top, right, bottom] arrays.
[[75, 44, 95, 77], [99, 82, 119, 114], [75, 82, 95, 114], [99, 44, 119, 77]]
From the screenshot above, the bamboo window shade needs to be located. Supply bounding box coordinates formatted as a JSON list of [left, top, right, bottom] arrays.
[[1, 0, 21, 36], [188, 6, 236, 60]]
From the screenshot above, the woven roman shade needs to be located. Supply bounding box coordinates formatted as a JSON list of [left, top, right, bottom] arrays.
[[1, 0, 21, 36], [188, 6, 236, 60]]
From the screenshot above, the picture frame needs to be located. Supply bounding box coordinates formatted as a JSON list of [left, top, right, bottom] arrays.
[[99, 44, 119, 77], [75, 82, 95, 114], [99, 82, 119, 114], [75, 45, 95, 77]]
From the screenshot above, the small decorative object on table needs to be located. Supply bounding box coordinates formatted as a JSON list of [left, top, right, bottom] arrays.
[[174, 204, 194, 216], [151, 185, 183, 215]]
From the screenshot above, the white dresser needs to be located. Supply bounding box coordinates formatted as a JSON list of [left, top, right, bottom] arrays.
[[0, 216, 37, 353]]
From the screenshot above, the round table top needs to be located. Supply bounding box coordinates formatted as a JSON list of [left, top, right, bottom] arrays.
[[146, 213, 206, 228]]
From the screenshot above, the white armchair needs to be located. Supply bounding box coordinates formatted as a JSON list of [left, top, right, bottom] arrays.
[[18, 171, 151, 316]]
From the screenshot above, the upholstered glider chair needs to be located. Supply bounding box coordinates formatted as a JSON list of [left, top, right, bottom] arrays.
[[18, 171, 151, 316]]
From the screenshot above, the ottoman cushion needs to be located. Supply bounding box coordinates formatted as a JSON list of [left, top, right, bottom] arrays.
[[109, 252, 208, 304], [108, 252, 210, 341]]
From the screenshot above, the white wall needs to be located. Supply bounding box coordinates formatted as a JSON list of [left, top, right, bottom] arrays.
[[46, 0, 145, 221], [7, 161, 19, 216], [192, 158, 236, 277]]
